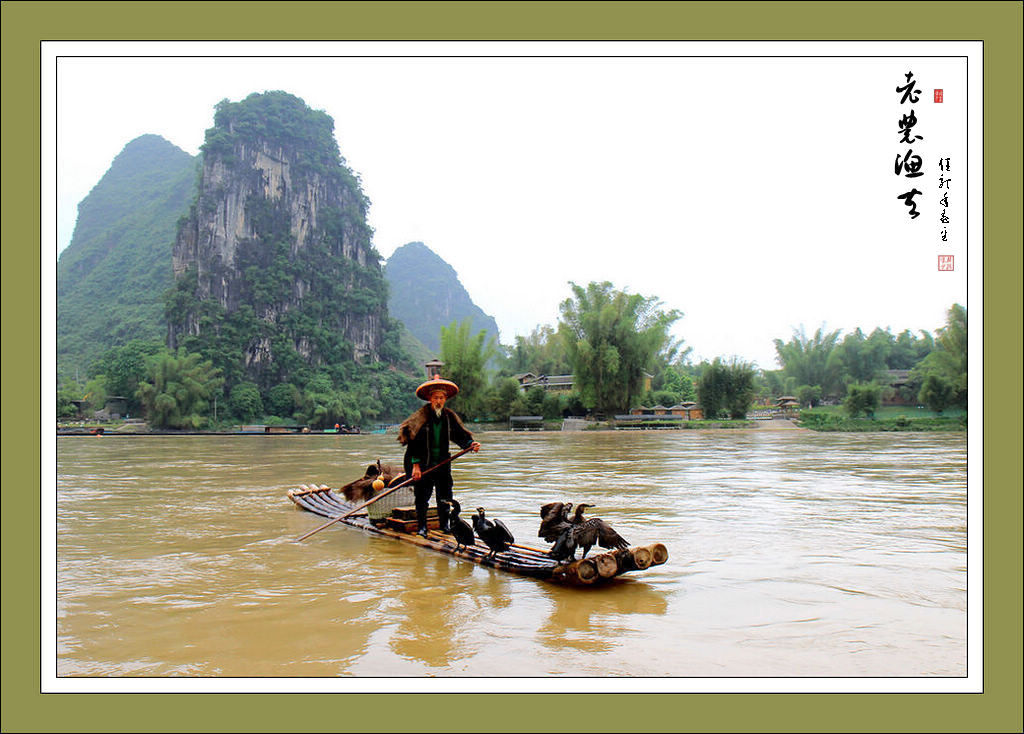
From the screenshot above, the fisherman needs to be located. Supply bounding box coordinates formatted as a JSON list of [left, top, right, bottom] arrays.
[[397, 375, 481, 537]]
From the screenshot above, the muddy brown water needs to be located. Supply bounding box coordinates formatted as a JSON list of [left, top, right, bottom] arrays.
[[54, 430, 967, 679]]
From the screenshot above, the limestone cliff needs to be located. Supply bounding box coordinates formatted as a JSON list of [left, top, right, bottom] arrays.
[[168, 92, 386, 386]]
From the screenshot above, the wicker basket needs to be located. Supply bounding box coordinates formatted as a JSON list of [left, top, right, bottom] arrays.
[[364, 484, 415, 523]]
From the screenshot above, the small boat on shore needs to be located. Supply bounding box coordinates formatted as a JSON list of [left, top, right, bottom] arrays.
[[287, 484, 668, 587]]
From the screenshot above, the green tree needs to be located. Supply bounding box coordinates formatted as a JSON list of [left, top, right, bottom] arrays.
[[909, 304, 967, 408], [80, 375, 109, 414], [774, 326, 845, 398], [136, 348, 225, 429], [57, 385, 80, 419], [507, 324, 570, 376], [843, 382, 881, 418], [439, 318, 497, 419], [524, 386, 546, 416], [796, 384, 822, 408], [918, 374, 954, 413], [229, 381, 264, 422], [697, 361, 727, 419], [558, 281, 681, 416], [888, 328, 934, 369], [541, 392, 564, 420], [647, 363, 697, 406], [836, 328, 890, 384], [90, 339, 164, 414], [295, 372, 365, 429], [487, 377, 524, 422], [699, 358, 757, 419], [647, 389, 681, 408], [761, 370, 787, 400], [266, 383, 299, 418], [725, 361, 757, 419]]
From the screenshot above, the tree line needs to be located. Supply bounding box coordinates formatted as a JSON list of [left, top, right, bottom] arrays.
[[57, 280, 967, 428], [439, 292, 966, 422], [767, 303, 966, 416]]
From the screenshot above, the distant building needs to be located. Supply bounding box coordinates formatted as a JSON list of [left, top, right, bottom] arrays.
[[93, 396, 129, 421], [882, 369, 915, 405], [518, 374, 575, 393], [631, 402, 703, 420], [424, 358, 445, 378], [775, 396, 800, 416]]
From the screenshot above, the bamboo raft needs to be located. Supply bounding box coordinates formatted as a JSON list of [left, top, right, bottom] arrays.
[[287, 484, 668, 587]]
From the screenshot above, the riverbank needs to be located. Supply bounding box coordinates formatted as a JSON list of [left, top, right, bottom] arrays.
[[57, 413, 965, 436], [796, 413, 967, 432]]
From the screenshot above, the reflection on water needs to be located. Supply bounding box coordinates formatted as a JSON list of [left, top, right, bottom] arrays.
[[55, 430, 967, 678], [539, 580, 670, 655]]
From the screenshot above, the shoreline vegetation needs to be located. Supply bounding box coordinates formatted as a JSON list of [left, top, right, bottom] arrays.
[[57, 408, 966, 436]]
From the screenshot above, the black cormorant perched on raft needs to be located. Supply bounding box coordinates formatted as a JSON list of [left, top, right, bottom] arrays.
[[472, 507, 515, 560], [549, 503, 629, 562], [441, 499, 476, 552], [538, 501, 573, 542]]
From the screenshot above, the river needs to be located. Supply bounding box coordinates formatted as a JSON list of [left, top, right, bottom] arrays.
[[53, 429, 967, 685]]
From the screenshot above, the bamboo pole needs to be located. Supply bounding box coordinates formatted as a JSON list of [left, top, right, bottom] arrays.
[[571, 558, 599, 583], [593, 552, 620, 578], [610, 546, 651, 573], [647, 543, 669, 565], [631, 546, 654, 569], [296, 446, 473, 541], [551, 557, 599, 585]]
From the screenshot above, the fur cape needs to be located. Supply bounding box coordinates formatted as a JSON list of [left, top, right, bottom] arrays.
[[396, 404, 472, 446]]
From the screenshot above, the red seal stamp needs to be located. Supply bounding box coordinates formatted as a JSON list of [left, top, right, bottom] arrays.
[[938, 255, 954, 271], [934, 89, 943, 103]]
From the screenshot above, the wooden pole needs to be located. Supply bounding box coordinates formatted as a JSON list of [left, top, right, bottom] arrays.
[[295, 445, 474, 541]]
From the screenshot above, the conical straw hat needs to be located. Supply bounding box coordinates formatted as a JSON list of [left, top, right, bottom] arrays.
[[415, 374, 459, 400]]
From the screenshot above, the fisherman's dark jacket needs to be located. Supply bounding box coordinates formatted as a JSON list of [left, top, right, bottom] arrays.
[[397, 405, 474, 476]]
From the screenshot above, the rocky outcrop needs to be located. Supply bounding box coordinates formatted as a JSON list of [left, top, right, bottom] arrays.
[[169, 92, 386, 382]]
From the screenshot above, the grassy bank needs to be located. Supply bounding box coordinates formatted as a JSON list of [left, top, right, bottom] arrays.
[[798, 406, 966, 432]]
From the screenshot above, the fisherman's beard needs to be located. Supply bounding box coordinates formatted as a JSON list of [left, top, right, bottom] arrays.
[[434, 407, 444, 418]]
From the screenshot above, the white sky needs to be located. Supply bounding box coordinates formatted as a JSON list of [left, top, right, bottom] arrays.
[[50, 42, 975, 369]]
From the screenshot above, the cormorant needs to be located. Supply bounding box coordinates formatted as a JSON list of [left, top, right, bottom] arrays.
[[538, 501, 573, 542], [442, 499, 476, 552], [548, 503, 629, 562], [339, 460, 399, 502], [471, 507, 515, 560], [547, 526, 577, 563], [570, 503, 630, 558]]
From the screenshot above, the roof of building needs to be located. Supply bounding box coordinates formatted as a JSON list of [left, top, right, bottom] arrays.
[[521, 374, 574, 387]]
